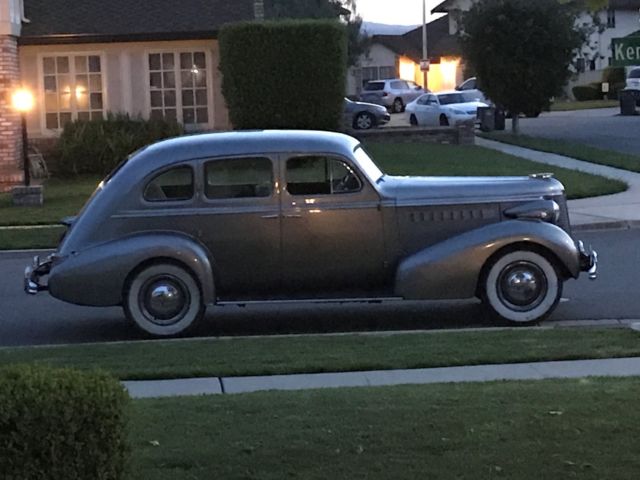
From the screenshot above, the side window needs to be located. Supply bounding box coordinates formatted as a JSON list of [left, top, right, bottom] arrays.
[[205, 157, 272, 199], [417, 95, 429, 105], [286, 156, 362, 196], [144, 166, 193, 202]]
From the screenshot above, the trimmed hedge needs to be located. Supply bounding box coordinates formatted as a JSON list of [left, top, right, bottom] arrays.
[[0, 365, 130, 480], [57, 113, 183, 176], [219, 20, 347, 130], [572, 84, 601, 101]]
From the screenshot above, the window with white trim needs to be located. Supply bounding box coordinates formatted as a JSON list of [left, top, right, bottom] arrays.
[[43, 54, 104, 130], [148, 51, 209, 129]]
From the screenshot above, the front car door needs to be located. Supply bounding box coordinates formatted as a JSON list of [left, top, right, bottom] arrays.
[[280, 153, 388, 295]]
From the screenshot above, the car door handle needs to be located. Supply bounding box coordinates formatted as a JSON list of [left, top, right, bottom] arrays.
[[260, 214, 279, 220]]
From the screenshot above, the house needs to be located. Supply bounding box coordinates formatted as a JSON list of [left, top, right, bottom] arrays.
[[432, 0, 640, 94], [347, 15, 464, 96], [0, 0, 259, 191]]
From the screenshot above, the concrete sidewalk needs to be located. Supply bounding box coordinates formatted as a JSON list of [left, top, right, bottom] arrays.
[[123, 356, 640, 399], [476, 137, 640, 228]]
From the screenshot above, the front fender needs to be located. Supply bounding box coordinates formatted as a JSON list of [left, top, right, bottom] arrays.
[[49, 232, 215, 307], [395, 220, 580, 300]]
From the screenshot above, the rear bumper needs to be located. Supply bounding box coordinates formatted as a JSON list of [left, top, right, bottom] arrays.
[[24, 254, 53, 294], [577, 240, 598, 280]]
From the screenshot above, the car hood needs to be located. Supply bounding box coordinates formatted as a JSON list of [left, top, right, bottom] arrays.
[[379, 175, 564, 204]]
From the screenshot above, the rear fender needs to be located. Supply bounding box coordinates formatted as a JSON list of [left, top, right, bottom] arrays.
[[48, 232, 215, 307], [394, 220, 580, 300]]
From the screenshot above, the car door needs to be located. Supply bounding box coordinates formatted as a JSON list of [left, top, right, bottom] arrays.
[[417, 94, 439, 125], [280, 153, 387, 295], [197, 155, 281, 297]]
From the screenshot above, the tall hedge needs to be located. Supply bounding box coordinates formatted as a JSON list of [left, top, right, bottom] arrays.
[[219, 20, 347, 130], [0, 365, 130, 480]]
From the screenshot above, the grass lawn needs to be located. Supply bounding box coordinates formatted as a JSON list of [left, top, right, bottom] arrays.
[[128, 377, 640, 479], [0, 143, 625, 250], [479, 131, 640, 173], [367, 143, 626, 200], [550, 99, 618, 111], [2, 328, 639, 380]]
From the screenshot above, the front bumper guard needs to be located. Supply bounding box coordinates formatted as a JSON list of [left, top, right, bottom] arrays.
[[24, 255, 53, 295], [578, 240, 598, 280]]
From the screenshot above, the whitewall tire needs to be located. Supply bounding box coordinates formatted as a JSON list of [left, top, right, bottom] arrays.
[[482, 250, 562, 324], [124, 263, 205, 336]]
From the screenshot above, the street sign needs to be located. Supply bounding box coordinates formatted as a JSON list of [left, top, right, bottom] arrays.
[[612, 37, 640, 66], [420, 59, 430, 72]]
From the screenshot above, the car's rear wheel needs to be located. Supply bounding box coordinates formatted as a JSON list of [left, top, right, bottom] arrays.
[[393, 98, 404, 113], [439, 114, 449, 126], [480, 249, 562, 325], [409, 114, 418, 126], [354, 112, 375, 130], [124, 262, 205, 336]]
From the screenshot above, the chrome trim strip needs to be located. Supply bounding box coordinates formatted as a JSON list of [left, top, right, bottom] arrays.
[[217, 297, 403, 306]]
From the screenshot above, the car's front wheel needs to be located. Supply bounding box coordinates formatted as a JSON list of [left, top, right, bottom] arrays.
[[481, 249, 562, 324], [124, 262, 205, 336], [354, 112, 375, 130]]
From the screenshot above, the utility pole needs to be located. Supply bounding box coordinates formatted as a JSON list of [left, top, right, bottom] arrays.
[[422, 0, 429, 90]]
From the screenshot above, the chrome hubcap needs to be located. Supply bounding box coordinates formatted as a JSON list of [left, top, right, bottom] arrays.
[[140, 276, 189, 325], [497, 261, 547, 311], [357, 115, 372, 129]]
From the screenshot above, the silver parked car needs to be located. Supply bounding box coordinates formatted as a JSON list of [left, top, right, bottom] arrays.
[[360, 78, 426, 113], [343, 98, 391, 130], [25, 131, 597, 337]]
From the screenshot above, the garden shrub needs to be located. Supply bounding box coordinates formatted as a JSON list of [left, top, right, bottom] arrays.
[[0, 365, 130, 480], [57, 113, 183, 176], [219, 20, 347, 130], [572, 85, 601, 101]]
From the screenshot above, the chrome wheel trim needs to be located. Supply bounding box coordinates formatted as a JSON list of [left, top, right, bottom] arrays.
[[139, 275, 190, 326], [484, 250, 560, 323], [496, 261, 547, 312], [393, 98, 403, 113], [355, 113, 373, 129]]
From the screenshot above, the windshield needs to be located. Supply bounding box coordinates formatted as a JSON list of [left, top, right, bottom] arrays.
[[353, 144, 384, 184], [437, 93, 467, 105], [629, 68, 640, 79]]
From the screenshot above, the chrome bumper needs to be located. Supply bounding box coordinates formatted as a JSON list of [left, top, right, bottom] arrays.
[[578, 240, 598, 281], [24, 255, 53, 295]]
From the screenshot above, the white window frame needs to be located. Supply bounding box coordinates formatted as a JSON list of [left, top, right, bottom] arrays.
[[37, 51, 108, 136], [144, 48, 215, 131]]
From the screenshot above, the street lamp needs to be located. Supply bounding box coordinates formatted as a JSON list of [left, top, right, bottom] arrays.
[[11, 88, 34, 187]]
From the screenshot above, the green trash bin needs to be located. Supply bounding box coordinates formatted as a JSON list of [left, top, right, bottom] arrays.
[[620, 90, 637, 116], [494, 108, 506, 131]]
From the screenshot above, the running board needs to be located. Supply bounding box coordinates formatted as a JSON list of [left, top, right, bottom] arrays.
[[217, 297, 403, 307]]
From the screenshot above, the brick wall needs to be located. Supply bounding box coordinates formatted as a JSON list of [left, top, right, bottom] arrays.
[[0, 34, 23, 192]]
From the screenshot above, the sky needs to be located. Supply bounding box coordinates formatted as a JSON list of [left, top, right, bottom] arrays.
[[355, 0, 444, 25]]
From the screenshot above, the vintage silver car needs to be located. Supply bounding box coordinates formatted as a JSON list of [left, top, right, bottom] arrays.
[[25, 130, 597, 336]]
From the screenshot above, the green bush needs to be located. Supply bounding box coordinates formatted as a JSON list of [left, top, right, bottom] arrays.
[[0, 365, 130, 480], [219, 20, 347, 130], [57, 113, 183, 176], [572, 85, 601, 101]]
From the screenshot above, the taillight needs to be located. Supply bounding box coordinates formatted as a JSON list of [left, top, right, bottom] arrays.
[[382, 92, 388, 97]]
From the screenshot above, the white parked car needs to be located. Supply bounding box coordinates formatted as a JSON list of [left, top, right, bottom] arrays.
[[406, 92, 489, 127], [625, 67, 640, 106]]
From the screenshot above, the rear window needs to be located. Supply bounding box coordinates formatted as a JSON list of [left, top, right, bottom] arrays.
[[364, 82, 385, 91], [628, 68, 640, 79]]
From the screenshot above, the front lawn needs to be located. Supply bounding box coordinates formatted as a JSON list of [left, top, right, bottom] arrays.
[[2, 328, 639, 380], [129, 377, 640, 479]]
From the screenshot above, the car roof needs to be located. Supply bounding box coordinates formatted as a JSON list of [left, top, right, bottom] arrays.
[[131, 130, 361, 170]]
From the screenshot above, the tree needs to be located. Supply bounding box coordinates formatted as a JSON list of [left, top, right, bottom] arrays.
[[460, 0, 582, 132], [264, 0, 366, 66]]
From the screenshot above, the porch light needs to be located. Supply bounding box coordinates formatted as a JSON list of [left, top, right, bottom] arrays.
[[12, 88, 34, 113]]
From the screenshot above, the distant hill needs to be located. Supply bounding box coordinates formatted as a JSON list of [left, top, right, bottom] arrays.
[[361, 22, 419, 36]]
